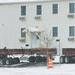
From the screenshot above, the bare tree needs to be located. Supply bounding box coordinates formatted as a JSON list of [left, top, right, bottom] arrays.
[[36, 27, 55, 68], [41, 31, 55, 68]]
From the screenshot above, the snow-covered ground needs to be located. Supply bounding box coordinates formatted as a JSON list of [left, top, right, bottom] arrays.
[[0, 64, 75, 75]]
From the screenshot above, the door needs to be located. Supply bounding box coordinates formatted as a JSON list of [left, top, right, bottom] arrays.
[[31, 32, 41, 48]]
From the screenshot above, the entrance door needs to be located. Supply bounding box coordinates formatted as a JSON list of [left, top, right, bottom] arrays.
[[31, 32, 40, 48]]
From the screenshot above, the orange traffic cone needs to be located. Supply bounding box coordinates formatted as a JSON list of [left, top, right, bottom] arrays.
[[48, 58, 53, 68]]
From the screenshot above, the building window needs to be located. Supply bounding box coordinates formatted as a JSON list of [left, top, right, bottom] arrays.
[[69, 3, 75, 13], [37, 32, 40, 39], [21, 28, 26, 37], [52, 27, 58, 37], [53, 4, 58, 14], [21, 6, 26, 16], [69, 26, 74, 36], [37, 5, 42, 15]]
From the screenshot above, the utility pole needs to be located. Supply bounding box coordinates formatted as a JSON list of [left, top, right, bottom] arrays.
[[56, 39, 61, 66], [46, 37, 49, 69]]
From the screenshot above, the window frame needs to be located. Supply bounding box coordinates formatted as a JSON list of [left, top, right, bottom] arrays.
[[36, 32, 40, 39], [21, 6, 26, 16], [21, 28, 26, 38], [53, 4, 58, 14], [69, 3, 75, 13], [52, 27, 58, 37], [69, 26, 75, 36], [36, 5, 42, 15]]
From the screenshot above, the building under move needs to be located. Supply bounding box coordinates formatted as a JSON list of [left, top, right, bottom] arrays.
[[0, 0, 75, 56]]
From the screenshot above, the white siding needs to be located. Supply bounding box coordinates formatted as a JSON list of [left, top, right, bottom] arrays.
[[0, 0, 75, 49]]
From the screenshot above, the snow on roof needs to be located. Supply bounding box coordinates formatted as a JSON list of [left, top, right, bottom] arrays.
[[0, 0, 72, 4], [0, 0, 49, 5], [23, 26, 43, 32], [0, 0, 49, 3]]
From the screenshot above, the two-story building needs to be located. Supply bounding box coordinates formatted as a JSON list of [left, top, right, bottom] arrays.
[[0, 0, 75, 55]]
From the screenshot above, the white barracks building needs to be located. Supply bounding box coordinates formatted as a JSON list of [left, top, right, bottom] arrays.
[[0, 0, 75, 52]]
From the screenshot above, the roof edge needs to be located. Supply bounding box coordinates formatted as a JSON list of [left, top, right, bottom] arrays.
[[0, 0, 74, 5]]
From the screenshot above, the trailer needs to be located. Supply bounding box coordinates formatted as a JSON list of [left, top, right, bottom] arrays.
[[0, 47, 57, 65], [0, 47, 20, 65], [0, 47, 75, 65], [60, 48, 75, 63]]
